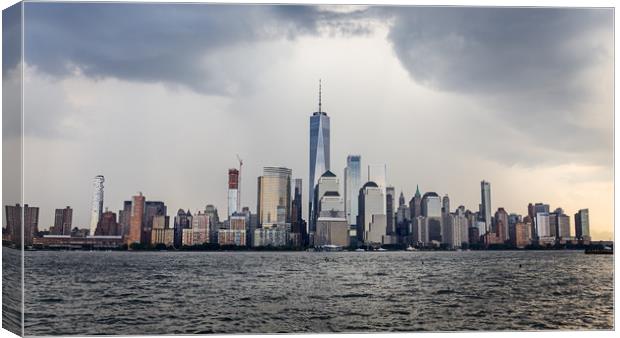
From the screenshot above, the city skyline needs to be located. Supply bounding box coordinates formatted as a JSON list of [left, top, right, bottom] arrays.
[[4, 4, 613, 239]]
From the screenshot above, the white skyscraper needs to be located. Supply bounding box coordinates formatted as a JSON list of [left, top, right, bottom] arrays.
[[480, 180, 492, 234], [89, 175, 105, 235]]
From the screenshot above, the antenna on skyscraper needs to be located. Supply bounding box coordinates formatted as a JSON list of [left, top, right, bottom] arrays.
[[318, 79, 322, 113]]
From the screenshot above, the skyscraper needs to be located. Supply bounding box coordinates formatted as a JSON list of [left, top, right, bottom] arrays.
[[442, 194, 450, 215], [309, 81, 330, 227], [575, 208, 590, 240], [291, 178, 305, 233], [480, 180, 491, 234], [143, 201, 167, 245], [89, 175, 105, 236], [422, 192, 442, 242], [409, 185, 422, 218], [257, 166, 292, 227], [344, 155, 361, 226], [357, 181, 386, 245], [386, 186, 395, 235], [494, 207, 509, 242], [174, 208, 193, 248], [118, 200, 132, 237], [228, 168, 239, 218], [126, 192, 145, 245]]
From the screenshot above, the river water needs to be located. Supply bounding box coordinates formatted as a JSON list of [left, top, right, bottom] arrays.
[[17, 250, 613, 335]]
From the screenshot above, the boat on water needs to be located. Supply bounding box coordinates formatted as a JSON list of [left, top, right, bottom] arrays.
[[376, 247, 388, 252], [405, 246, 417, 252], [354, 248, 365, 252]]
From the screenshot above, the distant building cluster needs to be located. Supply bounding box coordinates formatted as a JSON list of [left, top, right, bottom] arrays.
[[2, 84, 594, 250]]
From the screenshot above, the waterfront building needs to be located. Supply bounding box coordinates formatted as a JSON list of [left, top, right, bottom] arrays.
[[480, 180, 492, 234], [151, 215, 174, 247], [173, 208, 192, 248], [494, 208, 509, 242], [258, 167, 292, 227], [536, 212, 551, 238], [118, 200, 132, 237], [143, 201, 167, 245], [253, 224, 290, 247], [191, 212, 210, 245], [312, 170, 339, 229], [5, 204, 39, 246], [575, 209, 590, 241], [411, 216, 426, 244], [395, 194, 411, 241], [514, 222, 531, 248], [309, 82, 331, 232], [468, 226, 480, 245], [344, 155, 361, 226], [533, 203, 550, 238], [182, 227, 194, 246], [52, 206, 72, 235], [228, 168, 240, 217], [314, 175, 349, 247], [315, 217, 349, 248], [409, 185, 422, 218], [357, 181, 387, 245], [551, 208, 571, 239], [386, 186, 396, 235], [89, 175, 105, 236], [219, 213, 246, 246], [218, 229, 246, 246], [290, 178, 307, 245], [441, 194, 450, 216], [421, 192, 442, 243], [126, 192, 145, 245], [507, 213, 521, 244], [4, 204, 22, 244], [95, 210, 121, 236]]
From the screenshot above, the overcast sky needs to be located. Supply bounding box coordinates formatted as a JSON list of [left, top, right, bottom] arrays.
[[4, 3, 613, 239]]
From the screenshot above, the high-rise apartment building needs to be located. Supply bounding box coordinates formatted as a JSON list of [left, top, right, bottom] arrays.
[[5, 204, 39, 246], [52, 206, 73, 235]]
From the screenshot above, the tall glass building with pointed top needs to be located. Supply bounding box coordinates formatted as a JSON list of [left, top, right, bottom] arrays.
[[309, 81, 330, 234]]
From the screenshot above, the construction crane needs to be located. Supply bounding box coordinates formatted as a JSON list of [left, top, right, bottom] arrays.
[[236, 154, 243, 212]]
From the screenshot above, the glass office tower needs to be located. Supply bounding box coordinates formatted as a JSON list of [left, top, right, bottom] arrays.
[[309, 83, 330, 233]]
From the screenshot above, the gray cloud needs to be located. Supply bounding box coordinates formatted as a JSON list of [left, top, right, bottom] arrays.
[[23, 3, 360, 95], [21, 4, 614, 169], [381, 7, 613, 167]]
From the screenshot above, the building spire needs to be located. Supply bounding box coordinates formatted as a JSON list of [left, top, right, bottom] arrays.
[[318, 79, 322, 113], [415, 184, 421, 197]]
